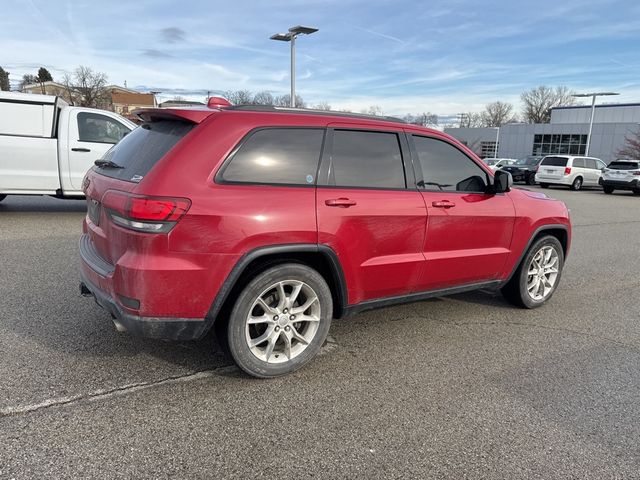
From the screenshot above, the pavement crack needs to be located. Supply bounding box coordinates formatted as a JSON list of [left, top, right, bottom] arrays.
[[0, 364, 237, 418]]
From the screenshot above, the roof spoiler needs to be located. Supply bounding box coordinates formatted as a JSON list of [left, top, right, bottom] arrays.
[[133, 108, 216, 124]]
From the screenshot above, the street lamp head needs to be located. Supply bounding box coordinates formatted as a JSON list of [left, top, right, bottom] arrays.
[[572, 92, 620, 97], [270, 33, 292, 42], [288, 25, 319, 35]]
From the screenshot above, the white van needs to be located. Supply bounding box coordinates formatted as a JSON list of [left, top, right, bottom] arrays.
[[0, 92, 135, 202], [535, 155, 607, 190]]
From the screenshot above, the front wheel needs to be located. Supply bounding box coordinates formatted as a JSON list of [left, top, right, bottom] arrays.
[[227, 263, 333, 378], [526, 174, 536, 185], [501, 235, 564, 309], [603, 186, 614, 194]]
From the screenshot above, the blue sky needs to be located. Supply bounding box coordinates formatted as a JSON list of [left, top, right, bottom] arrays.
[[2, 0, 640, 118]]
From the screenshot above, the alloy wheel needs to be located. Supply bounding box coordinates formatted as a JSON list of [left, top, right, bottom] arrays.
[[526, 246, 559, 301], [245, 280, 321, 363]]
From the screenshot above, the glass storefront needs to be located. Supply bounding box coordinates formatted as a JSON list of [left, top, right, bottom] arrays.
[[532, 134, 587, 155]]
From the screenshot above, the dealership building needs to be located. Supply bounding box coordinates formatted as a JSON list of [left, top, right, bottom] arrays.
[[444, 103, 640, 162]]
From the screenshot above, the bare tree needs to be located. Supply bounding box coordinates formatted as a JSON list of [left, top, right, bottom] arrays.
[[253, 91, 274, 105], [459, 112, 483, 128], [314, 101, 331, 111], [617, 128, 640, 159], [19, 74, 38, 91], [224, 90, 253, 105], [403, 112, 438, 127], [521, 86, 577, 124], [481, 101, 517, 126], [63, 66, 108, 108], [274, 94, 305, 108], [362, 105, 383, 116]]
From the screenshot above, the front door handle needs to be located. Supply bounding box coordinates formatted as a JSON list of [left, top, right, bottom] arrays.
[[325, 198, 357, 208], [72, 148, 91, 152], [432, 200, 455, 208]]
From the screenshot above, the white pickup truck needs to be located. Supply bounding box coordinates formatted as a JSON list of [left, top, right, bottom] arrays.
[[0, 91, 136, 202]]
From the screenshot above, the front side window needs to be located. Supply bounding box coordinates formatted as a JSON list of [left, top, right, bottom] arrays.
[[77, 112, 130, 144], [329, 130, 405, 188], [413, 136, 488, 193], [221, 128, 324, 185]]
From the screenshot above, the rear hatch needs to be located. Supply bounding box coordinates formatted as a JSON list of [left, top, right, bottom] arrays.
[[538, 156, 569, 180], [603, 160, 640, 182], [83, 116, 199, 266]]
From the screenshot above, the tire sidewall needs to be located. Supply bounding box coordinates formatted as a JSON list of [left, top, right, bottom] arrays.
[[227, 263, 333, 378], [518, 236, 564, 309], [571, 177, 582, 190]]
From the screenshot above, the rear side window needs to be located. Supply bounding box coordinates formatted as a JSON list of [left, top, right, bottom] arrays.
[[541, 156, 569, 167], [572, 158, 585, 168], [221, 128, 324, 185], [96, 120, 194, 182], [330, 130, 405, 188], [609, 161, 639, 170], [413, 135, 487, 193], [585, 159, 598, 169]]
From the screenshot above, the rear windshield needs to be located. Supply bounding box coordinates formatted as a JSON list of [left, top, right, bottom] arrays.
[[540, 156, 568, 167], [95, 120, 194, 182], [608, 161, 639, 170]]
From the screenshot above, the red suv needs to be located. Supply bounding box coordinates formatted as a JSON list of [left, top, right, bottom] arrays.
[[80, 100, 571, 377]]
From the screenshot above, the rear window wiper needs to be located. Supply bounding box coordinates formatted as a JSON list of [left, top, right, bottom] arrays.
[[95, 159, 124, 169]]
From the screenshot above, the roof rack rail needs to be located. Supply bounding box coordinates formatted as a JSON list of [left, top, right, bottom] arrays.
[[225, 105, 407, 124]]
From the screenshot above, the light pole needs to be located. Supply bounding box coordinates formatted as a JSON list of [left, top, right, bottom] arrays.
[[572, 92, 619, 156], [270, 25, 318, 108], [494, 127, 500, 157]]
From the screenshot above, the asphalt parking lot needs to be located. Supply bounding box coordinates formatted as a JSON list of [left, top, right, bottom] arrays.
[[1, 186, 639, 479]]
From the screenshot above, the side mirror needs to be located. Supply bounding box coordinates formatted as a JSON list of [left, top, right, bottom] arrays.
[[493, 170, 512, 193]]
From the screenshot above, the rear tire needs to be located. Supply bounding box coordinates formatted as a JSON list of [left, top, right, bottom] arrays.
[[633, 189, 640, 196], [539, 183, 549, 189], [603, 186, 614, 194], [570, 176, 583, 191], [501, 235, 564, 309], [227, 263, 332, 378]]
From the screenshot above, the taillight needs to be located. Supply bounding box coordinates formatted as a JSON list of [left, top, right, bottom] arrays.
[[102, 190, 191, 233], [564, 167, 572, 175]]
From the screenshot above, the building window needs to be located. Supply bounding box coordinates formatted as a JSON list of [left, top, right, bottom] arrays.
[[532, 134, 587, 156], [480, 141, 498, 158]]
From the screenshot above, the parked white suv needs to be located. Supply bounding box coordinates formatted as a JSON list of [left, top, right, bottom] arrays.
[[535, 155, 606, 190], [483, 158, 517, 171], [599, 160, 640, 195]]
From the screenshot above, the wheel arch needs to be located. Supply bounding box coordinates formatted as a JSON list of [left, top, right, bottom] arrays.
[[502, 224, 570, 286], [204, 244, 348, 337]]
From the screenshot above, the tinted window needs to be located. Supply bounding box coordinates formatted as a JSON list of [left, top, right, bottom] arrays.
[[413, 136, 487, 193], [608, 161, 639, 170], [95, 120, 193, 182], [572, 158, 585, 168], [77, 112, 130, 144], [330, 130, 405, 188], [541, 156, 569, 167], [585, 159, 598, 169], [222, 128, 324, 185]]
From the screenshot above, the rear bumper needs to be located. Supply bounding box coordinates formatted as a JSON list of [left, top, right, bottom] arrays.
[[599, 178, 638, 189], [79, 273, 209, 341], [535, 174, 570, 185]]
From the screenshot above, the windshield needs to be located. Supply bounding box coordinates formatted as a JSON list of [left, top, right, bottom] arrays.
[[515, 157, 539, 166]]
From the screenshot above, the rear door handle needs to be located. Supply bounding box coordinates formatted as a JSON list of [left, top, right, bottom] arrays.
[[72, 148, 91, 152], [325, 198, 357, 208], [432, 200, 455, 208]]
